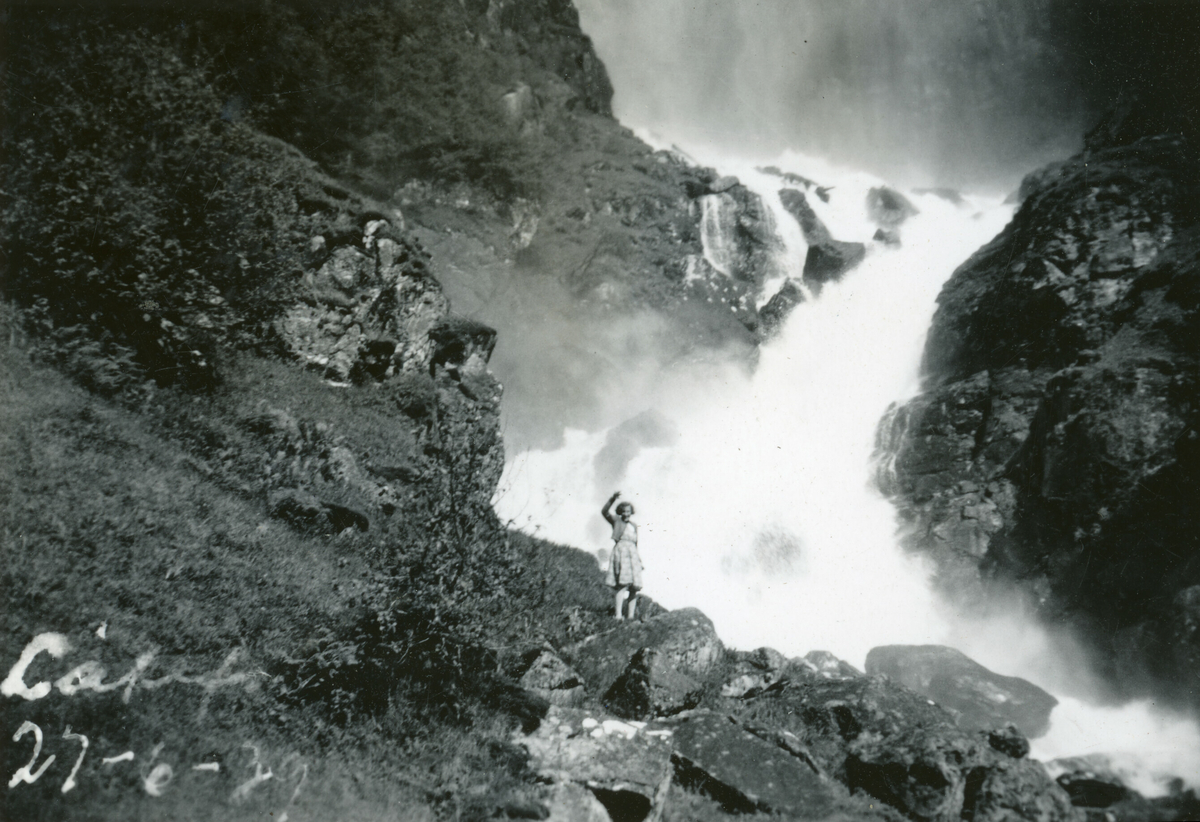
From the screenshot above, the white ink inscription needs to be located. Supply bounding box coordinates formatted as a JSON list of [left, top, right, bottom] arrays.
[[1, 633, 71, 700], [143, 763, 173, 797], [4, 718, 305, 805], [2, 633, 259, 718], [230, 743, 273, 804], [8, 721, 56, 787], [61, 726, 88, 793]]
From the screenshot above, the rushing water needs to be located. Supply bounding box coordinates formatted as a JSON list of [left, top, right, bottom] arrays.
[[496, 146, 1200, 793], [498, 149, 1010, 664]]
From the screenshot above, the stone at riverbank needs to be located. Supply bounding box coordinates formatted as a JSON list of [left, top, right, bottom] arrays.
[[865, 645, 1058, 738], [778, 188, 867, 293]]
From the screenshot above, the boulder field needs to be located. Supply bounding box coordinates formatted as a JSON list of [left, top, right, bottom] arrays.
[[507, 607, 1143, 822]]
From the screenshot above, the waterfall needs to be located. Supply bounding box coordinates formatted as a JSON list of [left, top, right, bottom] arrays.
[[497, 148, 1012, 665], [496, 146, 1200, 794], [698, 194, 737, 275]]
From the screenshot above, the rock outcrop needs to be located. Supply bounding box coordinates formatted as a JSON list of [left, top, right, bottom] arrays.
[[778, 188, 867, 292], [730, 674, 1080, 822], [670, 711, 841, 817], [518, 623, 1082, 822], [518, 649, 588, 707], [865, 645, 1058, 738], [867, 186, 920, 229], [875, 110, 1200, 705], [757, 278, 807, 340], [563, 608, 724, 711], [277, 221, 454, 382]]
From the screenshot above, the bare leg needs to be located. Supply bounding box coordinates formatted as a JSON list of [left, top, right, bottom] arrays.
[[614, 587, 629, 620], [625, 591, 638, 621]]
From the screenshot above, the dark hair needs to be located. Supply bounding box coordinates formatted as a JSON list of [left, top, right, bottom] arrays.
[[616, 502, 635, 516]]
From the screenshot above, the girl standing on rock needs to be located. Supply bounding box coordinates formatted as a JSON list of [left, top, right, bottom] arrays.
[[602, 491, 642, 620]]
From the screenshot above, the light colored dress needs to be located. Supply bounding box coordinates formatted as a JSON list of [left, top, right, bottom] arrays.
[[604, 519, 643, 590]]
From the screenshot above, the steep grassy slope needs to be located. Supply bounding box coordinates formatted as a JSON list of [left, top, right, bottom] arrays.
[[0, 2, 827, 819], [1, 308, 628, 820]]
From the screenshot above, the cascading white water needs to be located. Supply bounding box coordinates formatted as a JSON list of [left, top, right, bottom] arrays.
[[498, 149, 1010, 665], [698, 194, 737, 275], [497, 146, 1200, 794]]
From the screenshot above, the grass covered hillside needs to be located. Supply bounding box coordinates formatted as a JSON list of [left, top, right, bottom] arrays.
[[1, 307, 625, 821], [0, 1, 768, 819]]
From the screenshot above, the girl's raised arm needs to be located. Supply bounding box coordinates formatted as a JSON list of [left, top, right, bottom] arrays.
[[601, 491, 620, 524]]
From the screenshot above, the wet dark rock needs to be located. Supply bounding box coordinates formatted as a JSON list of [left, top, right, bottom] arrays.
[[875, 227, 902, 247], [865, 645, 1058, 738], [727, 674, 1079, 822], [804, 241, 867, 289], [875, 126, 1200, 708], [757, 165, 817, 190], [987, 724, 1031, 759], [757, 278, 806, 339], [867, 186, 919, 227], [779, 188, 829, 244], [707, 175, 740, 194], [1056, 774, 1128, 809], [1049, 757, 1134, 809], [777, 188, 867, 291]]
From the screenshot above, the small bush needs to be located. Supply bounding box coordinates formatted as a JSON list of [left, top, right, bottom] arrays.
[[279, 603, 547, 731]]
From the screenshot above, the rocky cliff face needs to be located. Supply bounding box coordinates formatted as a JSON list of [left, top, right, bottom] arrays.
[[877, 109, 1200, 705]]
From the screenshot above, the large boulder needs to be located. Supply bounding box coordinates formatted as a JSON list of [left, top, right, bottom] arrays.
[[867, 186, 919, 228], [669, 711, 841, 818], [516, 706, 673, 806], [564, 608, 724, 702], [865, 645, 1058, 738], [728, 674, 1080, 822], [778, 188, 867, 291], [720, 646, 791, 698], [1047, 756, 1130, 808], [603, 647, 704, 720], [757, 278, 806, 340]]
